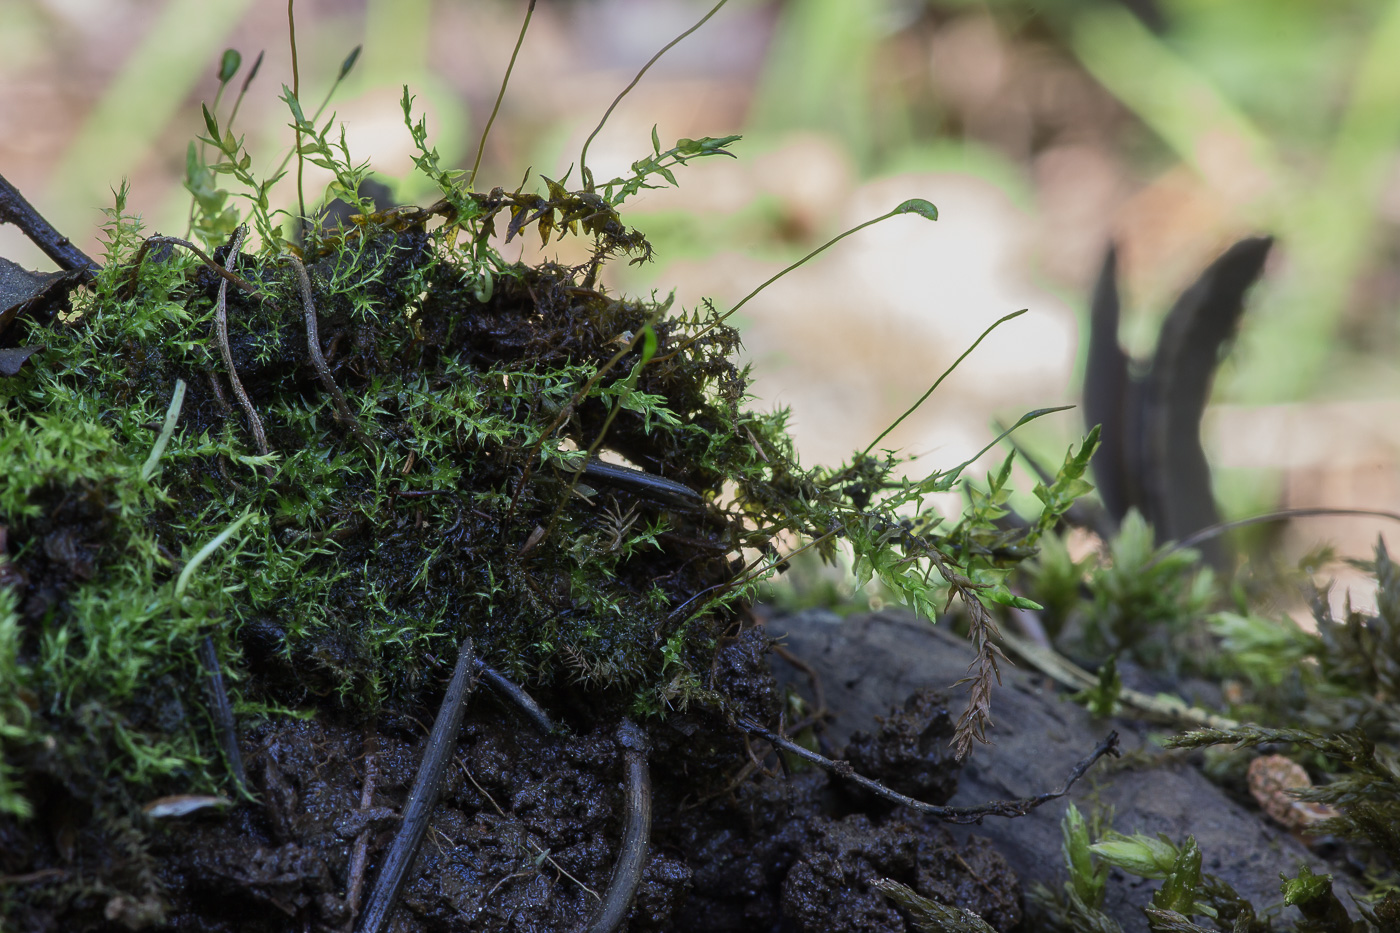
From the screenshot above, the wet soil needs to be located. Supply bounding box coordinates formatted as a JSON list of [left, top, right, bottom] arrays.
[[3, 626, 1022, 932]]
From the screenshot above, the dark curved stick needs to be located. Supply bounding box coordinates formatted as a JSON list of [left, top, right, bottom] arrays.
[[474, 660, 556, 733], [0, 173, 100, 279], [737, 715, 1119, 825], [357, 639, 477, 933], [585, 719, 651, 933]]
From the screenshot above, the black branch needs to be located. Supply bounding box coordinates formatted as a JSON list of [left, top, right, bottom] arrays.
[[0, 173, 100, 280], [357, 638, 478, 933]]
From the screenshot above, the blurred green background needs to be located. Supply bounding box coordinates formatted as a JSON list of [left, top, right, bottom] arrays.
[[4, 0, 1400, 599]]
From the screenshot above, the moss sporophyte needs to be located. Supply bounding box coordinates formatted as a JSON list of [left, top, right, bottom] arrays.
[[0, 7, 1109, 928]]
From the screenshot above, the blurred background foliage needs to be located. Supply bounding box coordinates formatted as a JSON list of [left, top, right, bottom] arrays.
[[4, 0, 1400, 607]]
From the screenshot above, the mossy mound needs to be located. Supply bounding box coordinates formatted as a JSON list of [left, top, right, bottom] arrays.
[[0, 182, 812, 803]]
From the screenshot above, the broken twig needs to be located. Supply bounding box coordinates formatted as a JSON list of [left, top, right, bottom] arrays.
[[357, 639, 477, 933], [343, 746, 378, 932], [585, 719, 652, 933], [736, 715, 1119, 824]]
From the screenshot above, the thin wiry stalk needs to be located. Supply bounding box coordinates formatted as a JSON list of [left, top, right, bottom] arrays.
[[227, 50, 265, 129], [357, 639, 478, 933], [738, 715, 1120, 823], [288, 0, 306, 228], [579, 0, 729, 191], [469, 0, 536, 190], [585, 720, 652, 933], [1155, 506, 1400, 566]]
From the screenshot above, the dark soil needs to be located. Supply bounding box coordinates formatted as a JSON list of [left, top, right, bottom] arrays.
[[2, 626, 1022, 932]]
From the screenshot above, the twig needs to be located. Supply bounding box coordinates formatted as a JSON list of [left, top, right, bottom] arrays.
[[343, 746, 378, 932], [212, 227, 271, 469], [282, 254, 369, 448], [584, 719, 652, 933], [736, 715, 1119, 824], [356, 639, 478, 933], [474, 660, 556, 733], [1152, 506, 1400, 567], [140, 235, 260, 295], [199, 636, 248, 797], [0, 172, 100, 279]]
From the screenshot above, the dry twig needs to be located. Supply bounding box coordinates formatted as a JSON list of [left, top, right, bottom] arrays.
[[474, 660, 556, 733]]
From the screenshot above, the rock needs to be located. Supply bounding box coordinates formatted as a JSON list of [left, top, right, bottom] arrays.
[[765, 608, 1358, 932]]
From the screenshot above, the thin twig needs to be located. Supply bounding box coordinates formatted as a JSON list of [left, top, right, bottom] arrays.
[[357, 639, 477, 933], [199, 636, 249, 797], [474, 660, 556, 733], [737, 715, 1119, 824], [0, 172, 100, 278], [282, 254, 369, 448], [212, 227, 271, 468], [584, 719, 652, 933], [1153, 506, 1400, 567], [469, 0, 536, 190]]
